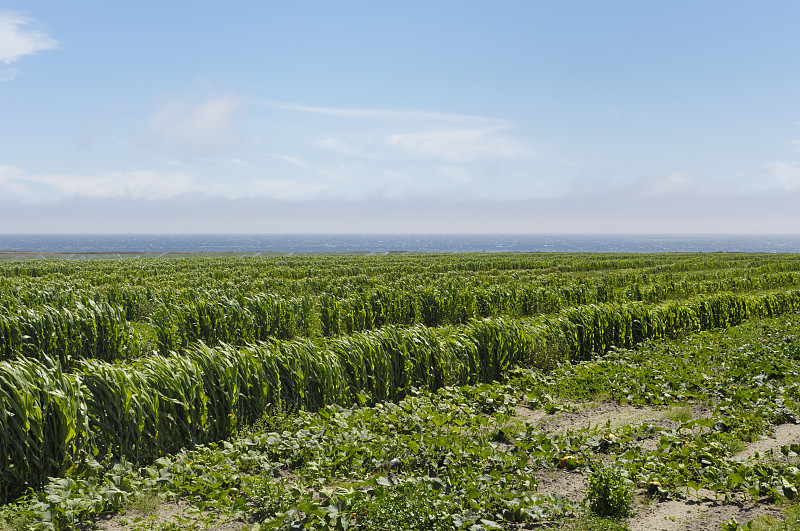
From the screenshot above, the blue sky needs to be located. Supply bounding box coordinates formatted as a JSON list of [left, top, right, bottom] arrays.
[[1, 1, 799, 233]]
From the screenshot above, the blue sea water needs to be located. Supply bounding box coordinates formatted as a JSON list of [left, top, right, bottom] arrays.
[[1, 234, 799, 255]]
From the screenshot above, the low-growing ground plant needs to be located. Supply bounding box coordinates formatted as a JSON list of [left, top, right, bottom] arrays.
[[246, 478, 296, 520], [586, 463, 634, 518]]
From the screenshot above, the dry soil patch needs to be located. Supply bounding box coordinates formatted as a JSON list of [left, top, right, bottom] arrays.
[[627, 490, 782, 531], [535, 468, 587, 504], [514, 402, 710, 436], [90, 499, 247, 531], [734, 422, 800, 462]]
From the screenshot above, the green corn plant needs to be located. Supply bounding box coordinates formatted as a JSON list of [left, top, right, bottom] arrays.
[[0, 355, 90, 503]]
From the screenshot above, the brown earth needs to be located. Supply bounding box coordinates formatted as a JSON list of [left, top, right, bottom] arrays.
[[90, 499, 248, 531]]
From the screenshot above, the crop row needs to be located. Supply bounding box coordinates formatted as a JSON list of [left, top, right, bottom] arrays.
[[0, 301, 138, 364], [2, 288, 799, 503], [3, 265, 799, 365], [3, 253, 799, 310], [8, 310, 800, 530]]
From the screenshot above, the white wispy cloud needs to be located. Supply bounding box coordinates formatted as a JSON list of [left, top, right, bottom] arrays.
[[0, 166, 195, 201], [438, 166, 471, 184], [0, 11, 57, 65], [0, 163, 332, 203], [317, 138, 376, 158], [265, 100, 532, 163], [268, 154, 309, 168], [261, 100, 496, 125], [146, 95, 241, 154], [113, 138, 187, 167], [0, 164, 30, 195], [237, 178, 331, 200], [0, 66, 19, 82], [386, 127, 529, 162], [382, 169, 412, 182], [199, 157, 252, 168], [766, 161, 800, 190], [640, 172, 696, 196]]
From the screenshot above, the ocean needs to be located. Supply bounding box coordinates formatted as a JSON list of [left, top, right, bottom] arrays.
[[1, 234, 800, 255]]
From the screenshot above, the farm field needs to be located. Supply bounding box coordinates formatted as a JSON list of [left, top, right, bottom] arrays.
[[1, 252, 800, 530]]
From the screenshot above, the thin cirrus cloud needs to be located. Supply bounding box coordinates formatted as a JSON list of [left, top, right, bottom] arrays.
[[145, 95, 241, 155], [237, 178, 331, 200], [0, 165, 195, 201], [0, 11, 57, 63], [0, 67, 19, 82], [766, 161, 800, 190], [386, 127, 529, 162], [640, 172, 697, 197], [316, 137, 378, 158], [267, 154, 309, 168], [437, 166, 472, 184], [0, 11, 57, 81], [0, 164, 330, 203], [265, 100, 495, 125], [266, 100, 531, 163]]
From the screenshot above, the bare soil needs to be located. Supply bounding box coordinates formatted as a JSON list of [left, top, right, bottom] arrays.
[[626, 491, 783, 531], [735, 423, 800, 462], [91, 499, 248, 531], [514, 401, 712, 435], [625, 422, 800, 531]]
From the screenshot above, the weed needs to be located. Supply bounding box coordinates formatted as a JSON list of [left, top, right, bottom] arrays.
[[668, 406, 693, 423], [125, 492, 162, 514], [351, 481, 454, 531], [587, 464, 634, 518], [554, 512, 631, 530], [246, 478, 295, 519], [741, 503, 800, 529]]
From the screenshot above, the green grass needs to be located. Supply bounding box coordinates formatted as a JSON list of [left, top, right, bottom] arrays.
[[667, 406, 693, 423]]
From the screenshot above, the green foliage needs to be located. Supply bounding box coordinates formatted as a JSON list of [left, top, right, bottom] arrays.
[[736, 503, 800, 529], [348, 480, 454, 531], [2, 252, 800, 526], [3, 274, 800, 503], [3, 252, 800, 362], [586, 464, 634, 518], [247, 479, 296, 520], [3, 310, 800, 529]]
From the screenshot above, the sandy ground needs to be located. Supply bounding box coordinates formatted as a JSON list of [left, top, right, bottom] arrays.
[[90, 499, 248, 531]]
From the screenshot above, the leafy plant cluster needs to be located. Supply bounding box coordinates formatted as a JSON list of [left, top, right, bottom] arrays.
[[3, 253, 800, 363], [1, 311, 799, 530], [4, 285, 800, 504]]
